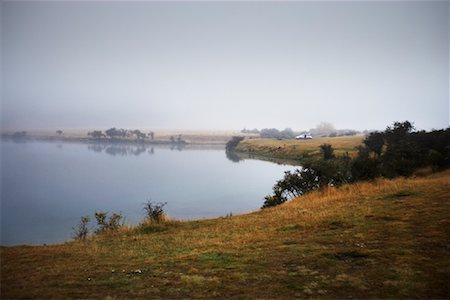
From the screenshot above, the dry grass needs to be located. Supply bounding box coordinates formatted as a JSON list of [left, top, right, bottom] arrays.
[[2, 170, 449, 298], [236, 135, 364, 160]]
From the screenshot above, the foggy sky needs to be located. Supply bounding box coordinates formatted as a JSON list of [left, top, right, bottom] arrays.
[[1, 1, 449, 131]]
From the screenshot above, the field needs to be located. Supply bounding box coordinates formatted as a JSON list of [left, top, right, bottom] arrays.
[[236, 135, 364, 161], [2, 170, 449, 298]]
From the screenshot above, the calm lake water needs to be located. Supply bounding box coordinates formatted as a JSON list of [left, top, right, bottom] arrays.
[[1, 140, 298, 246]]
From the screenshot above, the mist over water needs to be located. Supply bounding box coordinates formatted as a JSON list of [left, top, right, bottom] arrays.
[[1, 140, 297, 245]]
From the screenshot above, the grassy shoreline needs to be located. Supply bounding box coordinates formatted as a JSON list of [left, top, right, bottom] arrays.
[[235, 135, 363, 162], [2, 170, 449, 298]]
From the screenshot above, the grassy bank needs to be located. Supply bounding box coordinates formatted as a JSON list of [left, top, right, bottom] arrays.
[[2, 170, 449, 298], [235, 135, 363, 161]]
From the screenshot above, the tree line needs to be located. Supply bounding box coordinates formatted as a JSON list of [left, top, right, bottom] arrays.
[[88, 128, 155, 140], [241, 123, 360, 139], [262, 121, 450, 208]]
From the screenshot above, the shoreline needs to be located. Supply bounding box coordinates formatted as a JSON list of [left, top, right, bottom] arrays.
[[2, 170, 449, 298]]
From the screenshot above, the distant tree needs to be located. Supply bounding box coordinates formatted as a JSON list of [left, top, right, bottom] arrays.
[[170, 136, 175, 143], [56, 130, 63, 135], [226, 136, 245, 152], [133, 130, 146, 139], [88, 130, 105, 139], [320, 143, 335, 160], [241, 128, 260, 134], [280, 128, 296, 139], [260, 128, 281, 139], [149, 132, 154, 140], [105, 128, 119, 139]]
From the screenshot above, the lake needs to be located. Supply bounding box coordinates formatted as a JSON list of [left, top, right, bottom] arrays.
[[1, 139, 298, 246]]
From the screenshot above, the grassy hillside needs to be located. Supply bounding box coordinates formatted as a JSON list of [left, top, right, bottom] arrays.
[[235, 135, 363, 161], [2, 170, 449, 298]]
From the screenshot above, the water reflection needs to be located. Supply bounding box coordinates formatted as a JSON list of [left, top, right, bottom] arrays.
[[225, 150, 242, 163], [1, 139, 299, 245], [226, 150, 301, 166], [86, 143, 186, 156]]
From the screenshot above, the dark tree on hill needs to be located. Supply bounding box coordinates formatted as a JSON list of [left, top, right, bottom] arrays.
[[363, 131, 384, 158], [320, 143, 335, 160], [381, 121, 418, 177], [56, 130, 63, 135], [351, 146, 381, 181], [385, 121, 414, 143], [149, 132, 154, 140]]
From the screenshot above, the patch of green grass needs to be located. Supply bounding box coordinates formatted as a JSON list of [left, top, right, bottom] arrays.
[[197, 252, 236, 269], [278, 224, 304, 231]]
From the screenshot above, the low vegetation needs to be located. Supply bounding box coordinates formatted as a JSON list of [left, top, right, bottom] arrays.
[[2, 171, 449, 298], [261, 121, 449, 208]]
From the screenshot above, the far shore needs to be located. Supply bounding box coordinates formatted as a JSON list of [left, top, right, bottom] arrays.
[[1, 129, 254, 145]]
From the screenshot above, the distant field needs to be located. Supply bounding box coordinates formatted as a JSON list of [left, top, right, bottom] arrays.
[[236, 135, 364, 161], [2, 170, 449, 298]]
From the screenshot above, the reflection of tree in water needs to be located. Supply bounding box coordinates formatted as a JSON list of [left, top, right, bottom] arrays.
[[225, 150, 242, 163], [170, 144, 185, 151], [88, 144, 104, 153], [87, 143, 185, 156]]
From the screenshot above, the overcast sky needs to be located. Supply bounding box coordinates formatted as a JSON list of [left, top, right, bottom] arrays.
[[1, 1, 449, 131]]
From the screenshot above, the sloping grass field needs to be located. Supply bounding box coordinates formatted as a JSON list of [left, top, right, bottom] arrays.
[[1, 170, 449, 298], [236, 136, 364, 161]]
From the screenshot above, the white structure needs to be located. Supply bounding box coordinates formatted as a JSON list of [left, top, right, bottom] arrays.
[[295, 132, 312, 139]]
